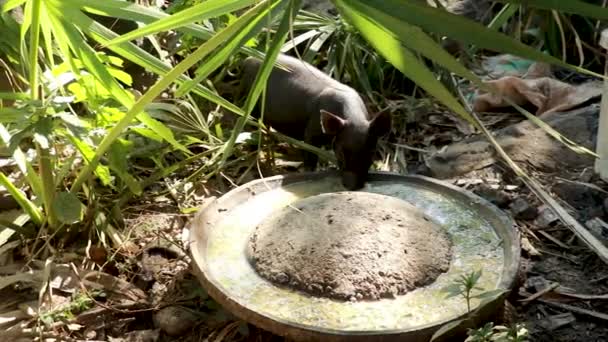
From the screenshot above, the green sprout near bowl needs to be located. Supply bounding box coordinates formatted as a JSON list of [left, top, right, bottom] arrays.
[[441, 269, 485, 313], [432, 270, 517, 342]]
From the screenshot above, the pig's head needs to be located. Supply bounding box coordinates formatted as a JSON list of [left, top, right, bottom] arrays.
[[320, 109, 391, 190]]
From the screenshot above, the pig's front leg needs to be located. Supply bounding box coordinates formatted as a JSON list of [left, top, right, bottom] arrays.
[[302, 119, 326, 172], [302, 135, 320, 172]]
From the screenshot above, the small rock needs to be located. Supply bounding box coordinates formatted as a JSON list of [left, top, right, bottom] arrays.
[[510, 197, 538, 220], [552, 182, 605, 220], [413, 163, 432, 176], [586, 218, 608, 243], [84, 329, 97, 340], [578, 169, 594, 183], [520, 236, 541, 257], [539, 313, 576, 331], [154, 306, 200, 336], [524, 276, 551, 292], [474, 184, 511, 208], [534, 205, 559, 229], [87, 245, 108, 265], [108, 330, 160, 342], [0, 193, 18, 210], [275, 272, 289, 284]]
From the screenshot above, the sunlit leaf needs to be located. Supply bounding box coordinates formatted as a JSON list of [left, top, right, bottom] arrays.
[[66, 134, 113, 187], [175, 0, 287, 96], [0, 0, 26, 12], [0, 108, 26, 123], [105, 0, 258, 46], [347, 0, 604, 79], [339, 0, 597, 159], [109, 139, 142, 195], [0, 124, 44, 199], [220, 0, 299, 166], [0, 172, 42, 225], [335, 0, 476, 126], [498, 0, 608, 20]]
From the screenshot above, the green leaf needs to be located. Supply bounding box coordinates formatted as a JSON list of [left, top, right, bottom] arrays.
[[52, 192, 84, 224], [302, 27, 334, 62], [0, 92, 29, 100], [347, 0, 604, 79], [340, 0, 597, 161], [83, 16, 244, 116], [220, 0, 298, 167], [70, 0, 264, 60], [42, 1, 189, 192], [67, 0, 280, 193], [487, 3, 519, 31], [54, 154, 77, 188], [47, 1, 189, 160], [109, 140, 142, 195], [0, 172, 43, 226], [104, 0, 257, 46], [66, 134, 113, 187], [1, 0, 26, 12], [470, 269, 483, 284], [39, 4, 56, 68], [175, 0, 288, 96], [32, 116, 53, 149], [441, 283, 464, 298], [0, 124, 44, 201], [130, 127, 164, 142], [135, 112, 181, 147], [0, 108, 27, 123], [334, 0, 476, 126], [26, 0, 42, 99], [498, 0, 608, 20]]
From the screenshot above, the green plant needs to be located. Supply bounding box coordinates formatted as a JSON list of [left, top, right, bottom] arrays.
[[284, 10, 397, 104], [0, 0, 303, 241], [442, 269, 486, 313], [466, 322, 496, 342], [39, 289, 102, 324], [431, 270, 511, 342], [465, 322, 529, 342]]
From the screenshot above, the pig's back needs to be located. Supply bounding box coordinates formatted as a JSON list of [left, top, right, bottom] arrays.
[[241, 54, 354, 138]]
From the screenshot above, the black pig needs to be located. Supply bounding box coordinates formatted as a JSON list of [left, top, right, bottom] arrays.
[[241, 53, 391, 190]]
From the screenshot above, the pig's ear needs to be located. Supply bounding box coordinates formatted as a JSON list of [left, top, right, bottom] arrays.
[[320, 110, 347, 135], [369, 110, 392, 137]]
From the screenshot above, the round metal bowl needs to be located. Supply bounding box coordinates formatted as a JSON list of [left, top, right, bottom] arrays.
[[189, 171, 520, 341]]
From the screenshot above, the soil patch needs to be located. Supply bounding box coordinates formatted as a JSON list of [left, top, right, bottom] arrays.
[[247, 191, 453, 301]]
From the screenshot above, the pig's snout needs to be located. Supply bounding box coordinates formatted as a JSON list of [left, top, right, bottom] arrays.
[[341, 171, 365, 190]]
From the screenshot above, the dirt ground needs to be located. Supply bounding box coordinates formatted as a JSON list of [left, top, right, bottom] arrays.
[[78, 158, 608, 342]]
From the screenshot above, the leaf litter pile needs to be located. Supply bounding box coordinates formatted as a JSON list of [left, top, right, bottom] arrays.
[[247, 192, 452, 301]]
